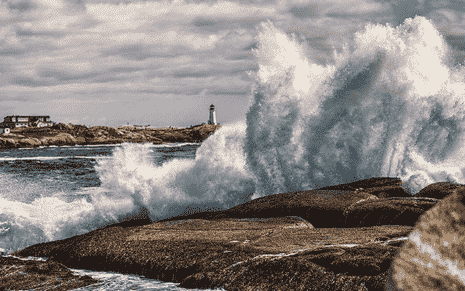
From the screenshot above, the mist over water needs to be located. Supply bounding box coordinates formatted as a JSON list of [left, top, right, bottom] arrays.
[[2, 16, 465, 257]]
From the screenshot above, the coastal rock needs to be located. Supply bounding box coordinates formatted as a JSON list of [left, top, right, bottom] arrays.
[[343, 197, 439, 227], [0, 256, 99, 290], [47, 133, 77, 146], [389, 188, 465, 291], [17, 137, 41, 147], [172, 190, 378, 228], [0, 138, 18, 148], [2, 123, 222, 148], [413, 181, 465, 199], [13, 217, 412, 291], [317, 177, 403, 191], [181, 244, 399, 290], [363, 186, 411, 198], [75, 136, 86, 145]]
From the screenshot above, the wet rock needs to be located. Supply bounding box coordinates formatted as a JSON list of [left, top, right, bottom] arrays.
[[207, 190, 378, 228], [317, 177, 403, 191], [343, 197, 439, 227], [0, 256, 99, 290], [13, 217, 411, 291], [362, 186, 411, 198], [414, 181, 465, 199], [389, 188, 465, 291]]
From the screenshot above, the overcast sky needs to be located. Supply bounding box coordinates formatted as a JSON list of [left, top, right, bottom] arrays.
[[0, 0, 464, 127]]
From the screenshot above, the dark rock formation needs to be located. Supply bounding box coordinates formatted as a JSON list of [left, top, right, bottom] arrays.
[[343, 197, 439, 227], [0, 256, 99, 290], [161, 190, 377, 228], [413, 181, 465, 199]]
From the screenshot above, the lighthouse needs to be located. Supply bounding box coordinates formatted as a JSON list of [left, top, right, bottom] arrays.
[[208, 104, 217, 125]]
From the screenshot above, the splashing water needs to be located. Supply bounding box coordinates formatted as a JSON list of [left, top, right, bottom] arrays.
[[245, 16, 465, 196], [94, 123, 256, 221]]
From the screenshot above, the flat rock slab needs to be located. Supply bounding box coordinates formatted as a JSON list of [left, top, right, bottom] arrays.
[[0, 256, 99, 290], [13, 216, 413, 290]]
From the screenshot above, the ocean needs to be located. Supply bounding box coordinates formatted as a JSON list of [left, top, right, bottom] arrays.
[[2, 15, 465, 289]]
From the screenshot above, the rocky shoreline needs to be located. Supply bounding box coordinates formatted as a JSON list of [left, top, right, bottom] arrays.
[[8, 178, 464, 290], [0, 123, 222, 148]]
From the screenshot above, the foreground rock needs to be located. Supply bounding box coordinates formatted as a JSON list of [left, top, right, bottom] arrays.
[[388, 188, 465, 290], [13, 217, 412, 291], [10, 177, 450, 290], [0, 123, 222, 148], [0, 256, 99, 290]]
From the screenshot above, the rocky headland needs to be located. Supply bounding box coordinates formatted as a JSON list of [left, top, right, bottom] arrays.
[[8, 177, 462, 290], [0, 123, 222, 148]]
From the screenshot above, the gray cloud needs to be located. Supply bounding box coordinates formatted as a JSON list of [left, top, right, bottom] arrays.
[[372, 0, 465, 26], [100, 44, 189, 60], [445, 34, 465, 51], [16, 28, 68, 38], [11, 77, 53, 87], [288, 5, 320, 19]]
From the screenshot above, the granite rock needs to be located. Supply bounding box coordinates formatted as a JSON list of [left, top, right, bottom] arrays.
[[389, 188, 465, 290], [343, 197, 439, 227], [13, 217, 412, 291], [413, 181, 465, 199], [0, 256, 99, 290]]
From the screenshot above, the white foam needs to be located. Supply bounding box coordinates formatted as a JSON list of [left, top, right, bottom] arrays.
[[244, 16, 465, 197]]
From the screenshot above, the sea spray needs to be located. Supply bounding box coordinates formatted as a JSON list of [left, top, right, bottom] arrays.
[[245, 16, 465, 196], [95, 123, 256, 221]]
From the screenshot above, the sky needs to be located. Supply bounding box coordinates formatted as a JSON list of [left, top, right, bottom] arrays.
[[0, 0, 464, 128]]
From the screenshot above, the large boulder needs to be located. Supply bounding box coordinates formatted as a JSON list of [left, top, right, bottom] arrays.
[[414, 181, 465, 199], [47, 133, 77, 146], [389, 188, 465, 291], [17, 138, 41, 147], [168, 190, 381, 228], [343, 197, 439, 227]]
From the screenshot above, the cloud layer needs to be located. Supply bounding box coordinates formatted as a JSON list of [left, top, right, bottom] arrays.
[[0, 0, 463, 127]]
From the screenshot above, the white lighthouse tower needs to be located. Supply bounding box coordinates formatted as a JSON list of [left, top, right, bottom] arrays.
[[208, 104, 217, 125]]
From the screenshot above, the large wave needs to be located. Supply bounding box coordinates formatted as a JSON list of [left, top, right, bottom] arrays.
[[3, 16, 465, 254], [246, 16, 465, 196]]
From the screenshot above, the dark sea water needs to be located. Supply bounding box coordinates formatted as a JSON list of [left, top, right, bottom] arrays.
[[2, 15, 465, 290]]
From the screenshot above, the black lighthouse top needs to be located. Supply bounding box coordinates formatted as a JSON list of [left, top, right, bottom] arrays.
[[210, 104, 215, 111]]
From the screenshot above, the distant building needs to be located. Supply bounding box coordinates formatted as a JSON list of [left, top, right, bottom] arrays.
[[1, 115, 53, 128], [0, 127, 10, 135], [208, 104, 217, 125]]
